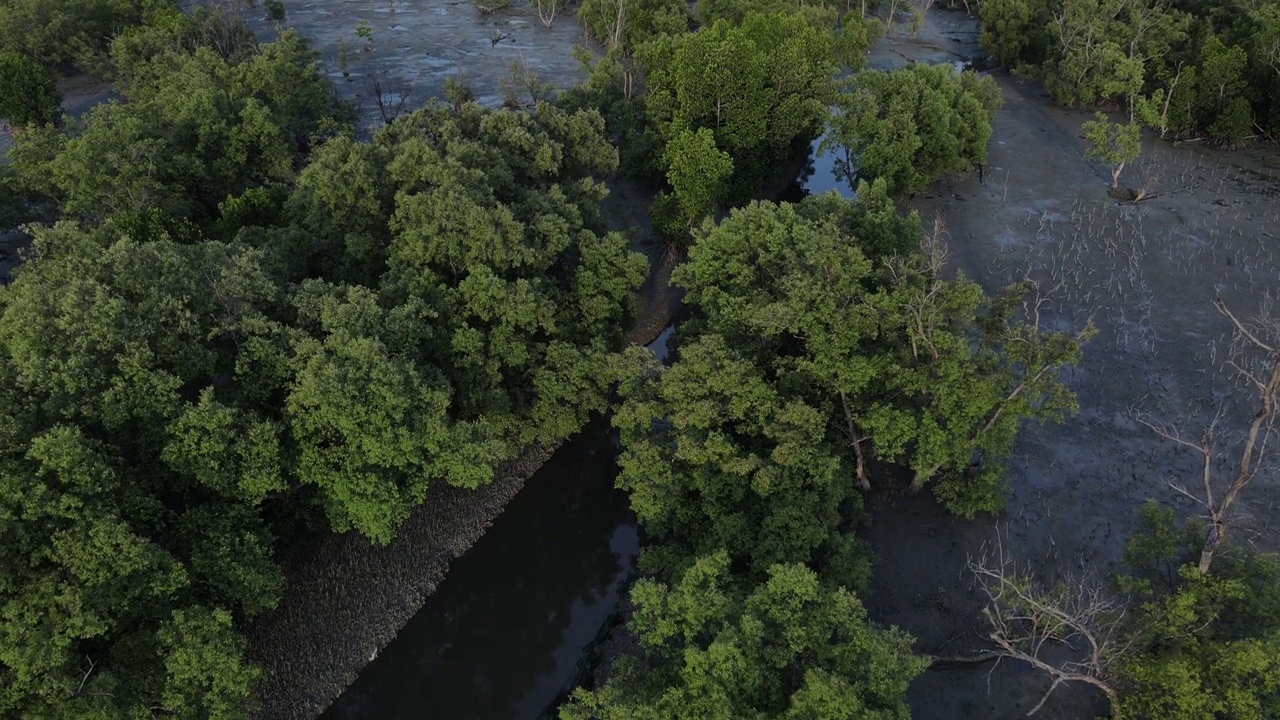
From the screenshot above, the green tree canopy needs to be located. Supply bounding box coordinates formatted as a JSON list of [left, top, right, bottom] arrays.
[[0, 52, 61, 127], [1110, 503, 1280, 719], [1082, 112, 1141, 190], [9, 31, 348, 225], [0, 223, 282, 720], [0, 0, 176, 67], [977, 0, 1279, 141], [576, 0, 690, 54], [639, 12, 835, 203], [560, 553, 927, 720], [826, 64, 1002, 197], [660, 198, 1084, 517]]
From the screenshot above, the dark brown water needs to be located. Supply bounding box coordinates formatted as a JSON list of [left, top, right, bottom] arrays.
[[320, 414, 637, 720]]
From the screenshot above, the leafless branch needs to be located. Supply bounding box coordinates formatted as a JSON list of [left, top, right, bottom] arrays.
[[968, 527, 1129, 715], [365, 67, 419, 125]]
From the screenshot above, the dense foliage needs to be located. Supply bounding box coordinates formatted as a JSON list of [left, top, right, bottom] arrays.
[[561, 553, 927, 719], [1114, 504, 1280, 718], [0, 53, 62, 127], [11, 30, 346, 225], [576, 0, 690, 53], [692, 0, 880, 70], [0, 0, 175, 66], [977, 0, 1280, 143], [661, 198, 1083, 519], [826, 64, 1003, 196], [0, 15, 646, 719], [640, 12, 836, 235]]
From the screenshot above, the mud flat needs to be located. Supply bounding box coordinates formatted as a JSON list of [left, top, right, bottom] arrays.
[[239, 0, 590, 127], [864, 50, 1280, 720]]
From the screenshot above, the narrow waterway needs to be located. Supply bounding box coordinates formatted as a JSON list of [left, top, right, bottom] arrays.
[[319, 416, 635, 720], [321, 330, 676, 720]]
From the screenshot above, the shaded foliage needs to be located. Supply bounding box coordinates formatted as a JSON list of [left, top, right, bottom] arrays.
[[560, 554, 926, 719], [9, 30, 349, 225], [0, 0, 176, 67], [978, 0, 1280, 143], [0, 53, 62, 127]]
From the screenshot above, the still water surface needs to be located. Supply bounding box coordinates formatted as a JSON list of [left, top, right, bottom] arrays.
[[321, 415, 637, 720]]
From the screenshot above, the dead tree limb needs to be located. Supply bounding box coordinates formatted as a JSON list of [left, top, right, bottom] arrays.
[[969, 527, 1134, 715], [1134, 294, 1279, 575]]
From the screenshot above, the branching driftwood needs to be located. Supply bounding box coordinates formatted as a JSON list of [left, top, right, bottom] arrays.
[[968, 528, 1135, 715]]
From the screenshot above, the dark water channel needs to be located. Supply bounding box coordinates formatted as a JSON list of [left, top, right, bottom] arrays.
[[318, 124, 841, 719], [322, 418, 635, 720], [321, 330, 677, 720]]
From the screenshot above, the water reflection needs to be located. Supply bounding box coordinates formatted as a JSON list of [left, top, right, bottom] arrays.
[[646, 324, 676, 363], [780, 129, 856, 202], [323, 416, 635, 720]]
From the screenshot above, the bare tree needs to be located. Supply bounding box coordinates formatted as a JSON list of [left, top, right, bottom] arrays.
[[366, 68, 419, 124], [610, 0, 627, 50], [499, 57, 555, 109], [968, 529, 1137, 715], [536, 0, 561, 27], [886, 0, 902, 33], [1135, 295, 1279, 575]]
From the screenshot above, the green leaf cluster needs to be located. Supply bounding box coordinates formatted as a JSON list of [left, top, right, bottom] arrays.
[[1110, 503, 1280, 719], [0, 53, 61, 127], [978, 0, 1280, 143], [0, 0, 176, 67], [827, 64, 1002, 196], [1082, 112, 1141, 189], [682, 199, 1083, 516], [576, 0, 690, 54], [639, 12, 835, 230], [9, 30, 350, 225], [561, 553, 926, 720], [0, 225, 282, 719], [693, 0, 878, 71]]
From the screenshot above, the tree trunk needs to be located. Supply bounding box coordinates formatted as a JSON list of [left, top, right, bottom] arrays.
[[1195, 301, 1279, 575], [840, 392, 872, 491]]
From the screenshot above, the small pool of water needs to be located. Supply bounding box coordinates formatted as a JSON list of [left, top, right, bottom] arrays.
[[779, 128, 856, 202]]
